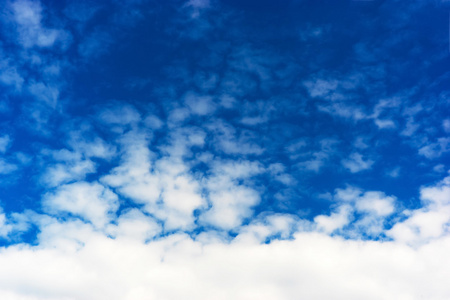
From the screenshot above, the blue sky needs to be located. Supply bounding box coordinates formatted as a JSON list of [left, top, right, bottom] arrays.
[[1, 0, 450, 299]]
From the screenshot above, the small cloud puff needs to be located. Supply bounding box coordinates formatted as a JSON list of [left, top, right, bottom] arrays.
[[341, 152, 374, 173]]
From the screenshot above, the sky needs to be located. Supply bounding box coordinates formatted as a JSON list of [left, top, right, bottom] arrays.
[[0, 0, 450, 299]]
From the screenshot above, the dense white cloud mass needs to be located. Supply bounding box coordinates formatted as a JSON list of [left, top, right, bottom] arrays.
[[0, 221, 450, 300]]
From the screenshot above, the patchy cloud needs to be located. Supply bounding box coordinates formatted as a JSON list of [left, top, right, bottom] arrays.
[[0, 0, 449, 299]]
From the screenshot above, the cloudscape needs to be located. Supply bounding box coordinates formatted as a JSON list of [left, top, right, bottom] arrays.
[[1, 0, 450, 299]]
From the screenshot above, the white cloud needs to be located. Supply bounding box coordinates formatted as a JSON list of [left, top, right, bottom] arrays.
[[144, 115, 164, 129], [443, 119, 450, 133], [167, 107, 191, 125], [356, 191, 396, 217], [28, 81, 59, 108], [342, 152, 374, 173], [41, 134, 115, 187], [433, 164, 445, 173], [100, 130, 161, 206], [236, 214, 306, 242], [353, 136, 369, 149], [184, 0, 211, 18], [314, 204, 353, 234], [401, 117, 420, 136], [0, 211, 13, 238], [8, 0, 68, 49], [184, 93, 216, 116], [314, 187, 396, 237], [296, 138, 338, 173], [0, 135, 11, 153], [388, 175, 450, 245], [268, 163, 296, 186], [219, 94, 236, 108], [208, 120, 264, 155], [41, 160, 96, 188], [200, 160, 263, 230], [0, 159, 18, 174], [155, 169, 206, 230], [303, 78, 339, 98], [285, 139, 307, 160], [99, 104, 141, 125], [318, 103, 367, 121], [101, 129, 208, 231], [334, 186, 396, 215], [107, 209, 161, 242], [0, 59, 24, 91], [374, 118, 396, 129], [42, 181, 119, 228], [418, 137, 450, 159], [186, 0, 210, 9]]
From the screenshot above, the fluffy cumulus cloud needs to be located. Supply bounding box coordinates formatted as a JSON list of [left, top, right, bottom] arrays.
[[42, 181, 119, 228], [0, 0, 449, 299]]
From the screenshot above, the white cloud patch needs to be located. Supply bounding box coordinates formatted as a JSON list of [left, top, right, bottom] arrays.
[[341, 152, 374, 173], [443, 119, 450, 133], [184, 93, 216, 116], [0, 58, 24, 91], [184, 0, 211, 18], [99, 104, 141, 126], [101, 128, 207, 231], [0, 135, 11, 153], [200, 160, 263, 230], [268, 163, 296, 186], [418, 138, 450, 159], [314, 204, 353, 234], [107, 209, 161, 242], [208, 120, 264, 155], [314, 186, 397, 236], [41, 133, 115, 187], [0, 210, 15, 238], [42, 181, 119, 228], [388, 175, 450, 245], [318, 102, 367, 121], [296, 138, 338, 173], [303, 78, 339, 98], [0, 159, 18, 174], [374, 118, 396, 129], [8, 0, 68, 49], [41, 158, 96, 188], [27, 81, 59, 108]]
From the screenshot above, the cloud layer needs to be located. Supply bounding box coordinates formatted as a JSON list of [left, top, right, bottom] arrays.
[[0, 0, 449, 299]]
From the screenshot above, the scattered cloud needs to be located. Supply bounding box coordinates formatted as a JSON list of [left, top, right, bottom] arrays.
[[6, 0, 69, 49], [42, 181, 119, 228], [0, 1, 449, 299], [418, 138, 450, 159], [342, 152, 374, 173]]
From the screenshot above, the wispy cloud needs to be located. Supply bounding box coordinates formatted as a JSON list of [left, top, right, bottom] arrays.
[[342, 152, 374, 173]]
